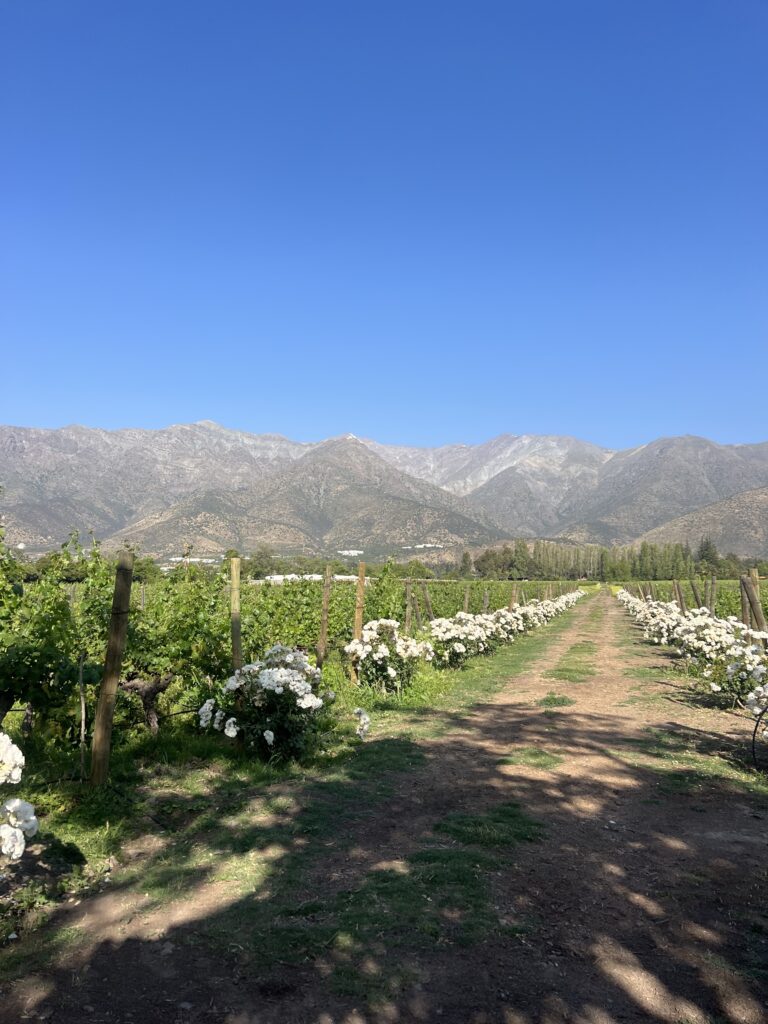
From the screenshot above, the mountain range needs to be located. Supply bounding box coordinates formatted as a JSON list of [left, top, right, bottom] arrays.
[[1, 422, 768, 558]]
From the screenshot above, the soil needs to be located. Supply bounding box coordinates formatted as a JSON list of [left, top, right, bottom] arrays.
[[3, 592, 767, 1024]]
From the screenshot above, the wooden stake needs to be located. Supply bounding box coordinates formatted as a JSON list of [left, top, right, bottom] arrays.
[[404, 581, 413, 634], [709, 575, 717, 614], [747, 569, 761, 629], [90, 550, 134, 786], [230, 557, 243, 671], [690, 578, 703, 608], [420, 580, 434, 621], [463, 586, 470, 612], [316, 565, 332, 667], [412, 590, 423, 630], [508, 584, 518, 610], [353, 562, 366, 639], [482, 588, 489, 613], [742, 574, 767, 637], [78, 653, 86, 782], [741, 577, 752, 628]]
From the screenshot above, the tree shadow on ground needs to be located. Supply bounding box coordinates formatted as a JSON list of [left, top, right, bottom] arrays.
[[3, 687, 767, 1024]]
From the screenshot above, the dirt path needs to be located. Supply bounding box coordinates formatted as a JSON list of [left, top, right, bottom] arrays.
[[4, 592, 768, 1024]]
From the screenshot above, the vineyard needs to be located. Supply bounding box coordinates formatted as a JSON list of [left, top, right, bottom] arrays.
[[0, 537, 583, 744], [620, 576, 768, 622], [2, 539, 768, 1023]]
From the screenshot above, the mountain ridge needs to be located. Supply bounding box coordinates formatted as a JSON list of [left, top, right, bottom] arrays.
[[2, 422, 767, 556]]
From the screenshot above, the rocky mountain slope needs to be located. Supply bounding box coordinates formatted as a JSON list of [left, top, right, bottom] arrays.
[[364, 434, 611, 497], [0, 422, 308, 548], [111, 438, 505, 557], [2, 422, 768, 556], [635, 486, 768, 557], [555, 436, 768, 545]]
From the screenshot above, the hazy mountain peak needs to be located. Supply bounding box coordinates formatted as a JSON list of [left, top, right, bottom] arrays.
[[2, 422, 768, 556]]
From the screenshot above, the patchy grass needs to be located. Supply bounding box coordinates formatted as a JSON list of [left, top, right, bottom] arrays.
[[609, 727, 768, 801], [622, 666, 668, 680], [568, 641, 597, 656], [498, 746, 564, 770], [435, 802, 544, 847], [619, 684, 670, 708], [544, 666, 595, 683], [0, 606, 580, 984], [202, 800, 544, 1002], [537, 692, 576, 708], [544, 640, 598, 684]]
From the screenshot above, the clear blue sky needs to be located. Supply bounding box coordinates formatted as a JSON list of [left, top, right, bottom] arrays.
[[2, 1, 766, 449]]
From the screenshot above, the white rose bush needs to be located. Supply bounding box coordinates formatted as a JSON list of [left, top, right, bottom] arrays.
[[0, 732, 38, 862], [348, 592, 584, 681], [616, 589, 768, 709], [430, 593, 584, 669], [345, 619, 435, 692], [198, 644, 336, 760]]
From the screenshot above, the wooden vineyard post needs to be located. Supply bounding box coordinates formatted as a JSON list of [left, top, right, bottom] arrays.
[[404, 580, 413, 634], [741, 576, 752, 627], [482, 589, 489, 613], [78, 653, 87, 781], [463, 586, 470, 613], [354, 562, 366, 638], [508, 584, 518, 610], [90, 550, 134, 786], [420, 581, 434, 621], [750, 568, 762, 632], [750, 567, 761, 608], [350, 562, 366, 683], [230, 557, 243, 671], [412, 590, 423, 630], [742, 574, 767, 640], [709, 575, 717, 614], [316, 565, 333, 668], [690, 578, 703, 608]]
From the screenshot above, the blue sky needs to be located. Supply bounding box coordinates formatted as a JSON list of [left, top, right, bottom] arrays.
[[1, 1, 766, 449]]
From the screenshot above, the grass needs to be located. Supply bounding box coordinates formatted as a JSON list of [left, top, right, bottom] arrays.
[[543, 640, 598, 684], [0, 607, 577, 983], [252, 800, 544, 998], [435, 802, 544, 846], [498, 746, 564, 770], [609, 727, 768, 801], [618, 684, 670, 708], [623, 666, 668, 680], [537, 692, 575, 708]]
